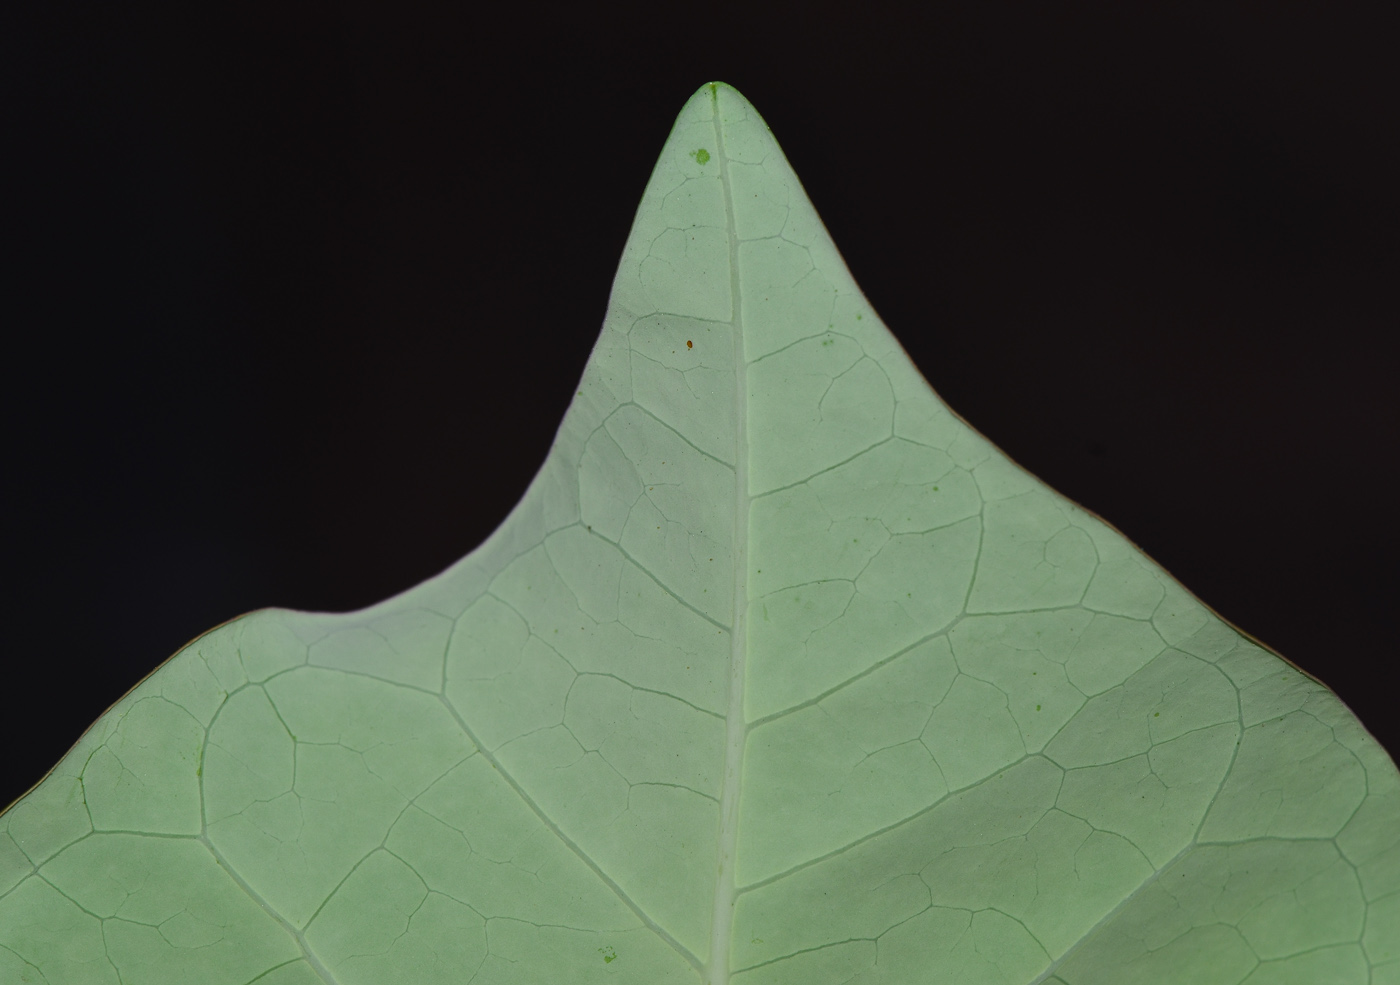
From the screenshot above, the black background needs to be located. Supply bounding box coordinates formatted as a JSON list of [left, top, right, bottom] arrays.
[[5, 3, 1396, 811]]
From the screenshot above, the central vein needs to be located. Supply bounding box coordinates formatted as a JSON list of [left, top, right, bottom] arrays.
[[708, 83, 748, 985]]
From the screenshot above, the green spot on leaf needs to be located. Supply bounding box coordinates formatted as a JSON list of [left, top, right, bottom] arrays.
[[691, 148, 710, 164]]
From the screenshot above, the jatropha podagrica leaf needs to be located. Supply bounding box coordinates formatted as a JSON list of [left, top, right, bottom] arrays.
[[3, 82, 1397, 985]]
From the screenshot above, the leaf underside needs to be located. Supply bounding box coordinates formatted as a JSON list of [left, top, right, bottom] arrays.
[[3, 83, 1397, 985]]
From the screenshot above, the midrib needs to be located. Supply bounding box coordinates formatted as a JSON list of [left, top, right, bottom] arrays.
[[707, 84, 748, 985]]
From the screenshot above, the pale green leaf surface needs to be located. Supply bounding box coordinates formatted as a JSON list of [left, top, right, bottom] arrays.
[[3, 82, 1397, 985]]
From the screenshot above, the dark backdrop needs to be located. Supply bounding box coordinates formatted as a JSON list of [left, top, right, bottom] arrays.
[[5, 3, 1395, 810]]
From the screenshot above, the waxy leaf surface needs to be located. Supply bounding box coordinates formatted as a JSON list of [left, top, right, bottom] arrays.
[[3, 83, 1397, 985]]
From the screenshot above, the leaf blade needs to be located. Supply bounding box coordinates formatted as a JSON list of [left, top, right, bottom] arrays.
[[3, 81, 1397, 985]]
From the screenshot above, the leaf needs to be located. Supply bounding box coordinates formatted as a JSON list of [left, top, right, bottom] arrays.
[[2, 81, 1396, 985]]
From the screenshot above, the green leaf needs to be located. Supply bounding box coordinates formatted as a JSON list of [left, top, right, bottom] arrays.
[[3, 81, 1397, 985]]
